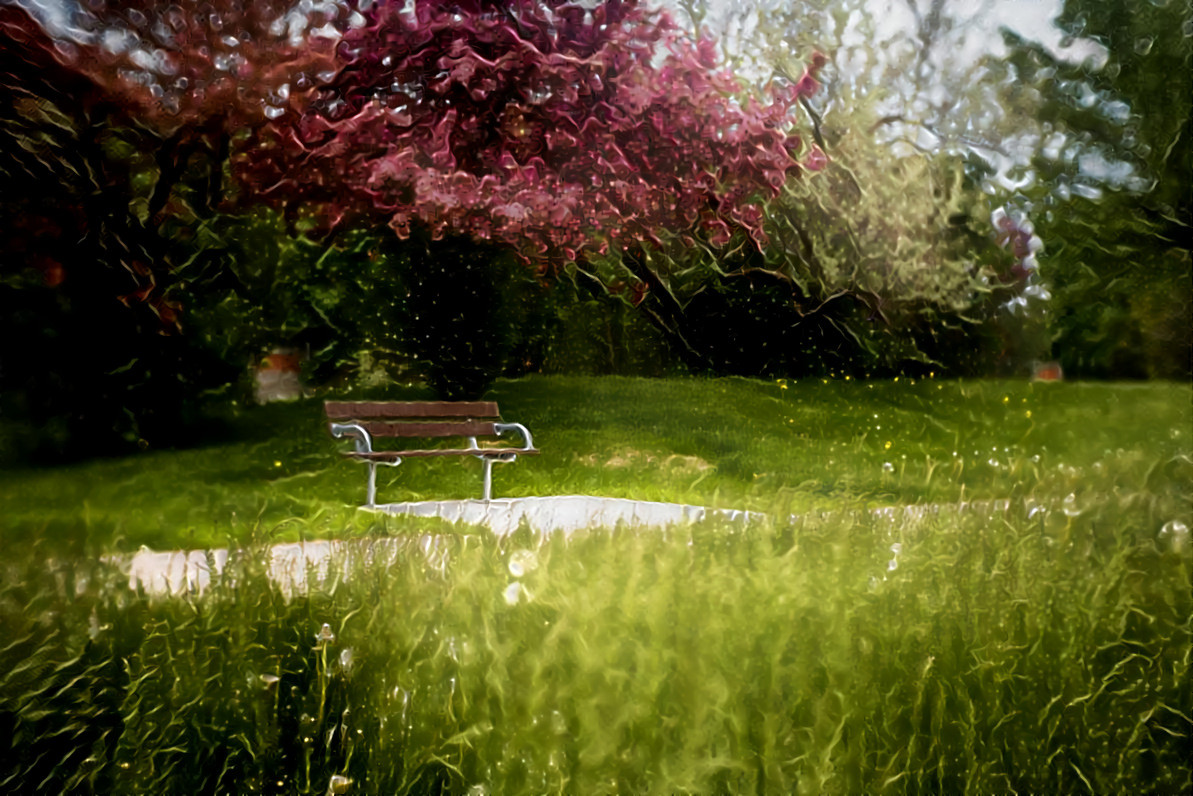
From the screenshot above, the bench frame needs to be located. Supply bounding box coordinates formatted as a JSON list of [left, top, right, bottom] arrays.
[[325, 401, 537, 506]]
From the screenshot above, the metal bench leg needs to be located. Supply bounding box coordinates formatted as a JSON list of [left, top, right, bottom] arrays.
[[363, 459, 402, 508], [366, 462, 377, 507], [479, 455, 518, 501], [482, 458, 495, 501]]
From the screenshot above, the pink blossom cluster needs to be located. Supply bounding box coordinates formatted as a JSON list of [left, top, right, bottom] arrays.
[[233, 0, 825, 265], [992, 207, 1044, 283]]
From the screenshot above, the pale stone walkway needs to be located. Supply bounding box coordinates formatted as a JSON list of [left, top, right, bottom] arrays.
[[117, 496, 761, 595], [373, 495, 763, 536], [115, 495, 1017, 596]]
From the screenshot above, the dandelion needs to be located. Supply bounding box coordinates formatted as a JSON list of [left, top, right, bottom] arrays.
[[1062, 493, 1083, 518], [1159, 520, 1189, 554], [508, 549, 539, 577], [327, 774, 353, 794], [883, 462, 894, 473], [503, 582, 531, 605], [890, 543, 902, 555], [315, 623, 336, 644]]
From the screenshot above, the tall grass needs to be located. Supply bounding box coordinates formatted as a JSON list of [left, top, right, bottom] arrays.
[[3, 471, 1189, 793]]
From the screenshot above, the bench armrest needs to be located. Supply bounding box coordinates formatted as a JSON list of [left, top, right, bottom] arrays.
[[494, 422, 534, 451], [330, 422, 374, 454]]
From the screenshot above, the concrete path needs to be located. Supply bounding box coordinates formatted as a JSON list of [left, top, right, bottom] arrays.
[[118, 496, 761, 596], [115, 495, 1019, 596], [119, 534, 454, 597], [372, 495, 764, 536]]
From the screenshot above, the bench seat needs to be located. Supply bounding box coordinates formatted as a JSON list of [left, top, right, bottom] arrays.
[[341, 448, 538, 460], [325, 400, 537, 506]]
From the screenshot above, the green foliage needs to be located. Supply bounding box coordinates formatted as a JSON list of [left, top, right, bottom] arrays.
[[175, 212, 689, 401], [575, 191, 1032, 380], [643, 2, 1049, 378], [1043, 211, 1191, 379], [1001, 0, 1192, 378], [178, 214, 410, 388], [1, 477, 1189, 793], [181, 215, 564, 399], [526, 277, 681, 377], [397, 234, 525, 400], [770, 149, 1045, 376], [0, 10, 239, 462], [680, 0, 1188, 380]]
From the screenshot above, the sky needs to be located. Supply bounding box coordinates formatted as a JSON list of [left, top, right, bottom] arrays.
[[670, 0, 1105, 65]]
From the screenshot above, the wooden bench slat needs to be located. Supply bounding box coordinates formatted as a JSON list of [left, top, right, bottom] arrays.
[[354, 420, 498, 438], [342, 448, 539, 460], [325, 401, 499, 420], [326, 399, 536, 503]]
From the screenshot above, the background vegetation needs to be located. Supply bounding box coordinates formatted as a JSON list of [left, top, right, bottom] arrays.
[[9, 0, 1188, 463]]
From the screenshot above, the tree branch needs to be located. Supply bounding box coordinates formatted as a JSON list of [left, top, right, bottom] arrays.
[[799, 95, 826, 152]]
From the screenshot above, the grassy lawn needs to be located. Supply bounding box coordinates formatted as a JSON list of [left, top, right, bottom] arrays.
[[1, 375, 1189, 551], [1, 376, 1189, 793]]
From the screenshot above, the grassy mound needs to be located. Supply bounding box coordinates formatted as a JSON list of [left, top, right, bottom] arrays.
[[1, 375, 1189, 551]]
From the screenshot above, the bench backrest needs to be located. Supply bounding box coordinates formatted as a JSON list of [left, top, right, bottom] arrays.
[[324, 401, 502, 439]]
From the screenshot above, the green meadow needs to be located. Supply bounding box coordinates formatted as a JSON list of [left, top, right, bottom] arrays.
[[1, 375, 1188, 549], [1, 376, 1190, 793]]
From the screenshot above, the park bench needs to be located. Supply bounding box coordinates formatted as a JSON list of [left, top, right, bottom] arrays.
[[325, 401, 538, 506]]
